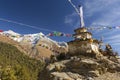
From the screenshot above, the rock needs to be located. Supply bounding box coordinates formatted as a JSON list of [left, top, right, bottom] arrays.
[[80, 59, 99, 69], [46, 64, 55, 71], [46, 61, 68, 72], [97, 67, 108, 75], [50, 72, 83, 80], [70, 56, 81, 61], [50, 72, 74, 80], [86, 77, 94, 80], [67, 59, 99, 71], [66, 72, 82, 79], [39, 54, 120, 80], [97, 57, 120, 73], [88, 70, 100, 77], [93, 72, 120, 80]]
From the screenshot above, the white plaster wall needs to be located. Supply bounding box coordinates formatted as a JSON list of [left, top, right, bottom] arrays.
[[68, 43, 100, 55]]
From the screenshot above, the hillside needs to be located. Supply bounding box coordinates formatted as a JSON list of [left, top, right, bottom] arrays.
[[0, 31, 68, 61], [0, 35, 27, 54], [0, 42, 44, 80]]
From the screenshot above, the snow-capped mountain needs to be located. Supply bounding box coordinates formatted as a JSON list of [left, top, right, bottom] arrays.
[[0, 30, 68, 61], [1, 30, 67, 48], [21, 32, 45, 44], [3, 30, 21, 36]]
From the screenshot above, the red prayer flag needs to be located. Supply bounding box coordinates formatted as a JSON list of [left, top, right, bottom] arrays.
[[0, 30, 3, 32]]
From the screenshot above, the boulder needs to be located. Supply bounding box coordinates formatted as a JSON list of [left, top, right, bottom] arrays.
[[39, 54, 120, 80], [50, 72, 83, 80]]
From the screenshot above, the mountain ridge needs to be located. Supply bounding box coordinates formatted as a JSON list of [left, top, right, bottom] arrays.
[[0, 30, 68, 61]]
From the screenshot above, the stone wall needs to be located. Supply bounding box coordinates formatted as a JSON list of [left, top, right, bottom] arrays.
[[68, 40, 100, 56]]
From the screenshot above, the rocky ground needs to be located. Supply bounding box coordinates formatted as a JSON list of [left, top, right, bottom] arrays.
[[39, 54, 120, 80], [94, 72, 120, 80]]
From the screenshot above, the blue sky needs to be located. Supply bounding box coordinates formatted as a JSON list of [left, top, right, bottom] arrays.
[[0, 0, 120, 53]]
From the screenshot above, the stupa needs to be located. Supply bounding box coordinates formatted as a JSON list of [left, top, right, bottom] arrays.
[[68, 5, 101, 56]]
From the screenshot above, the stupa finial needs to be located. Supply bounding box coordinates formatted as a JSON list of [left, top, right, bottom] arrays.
[[78, 5, 85, 27], [68, 0, 85, 27]]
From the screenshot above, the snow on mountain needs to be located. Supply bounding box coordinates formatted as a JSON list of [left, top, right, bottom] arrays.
[[2, 30, 67, 48], [58, 42, 68, 48], [3, 30, 21, 36], [22, 32, 45, 44], [1, 30, 68, 60]]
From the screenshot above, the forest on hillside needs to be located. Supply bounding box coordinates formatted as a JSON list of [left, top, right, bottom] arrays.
[[0, 42, 44, 80]]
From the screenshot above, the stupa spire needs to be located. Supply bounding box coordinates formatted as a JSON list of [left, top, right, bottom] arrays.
[[79, 5, 85, 27], [68, 0, 85, 27]]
